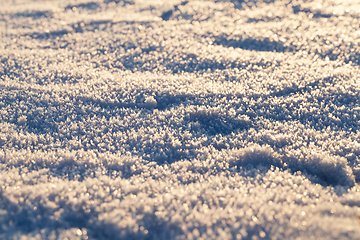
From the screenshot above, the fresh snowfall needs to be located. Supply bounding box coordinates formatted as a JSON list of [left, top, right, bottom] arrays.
[[1, 0, 360, 239]]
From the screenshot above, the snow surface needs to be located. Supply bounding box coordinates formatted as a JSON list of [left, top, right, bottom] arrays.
[[1, 0, 360, 239]]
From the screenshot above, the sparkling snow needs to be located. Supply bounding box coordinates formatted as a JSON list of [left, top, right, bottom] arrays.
[[1, 0, 360, 239]]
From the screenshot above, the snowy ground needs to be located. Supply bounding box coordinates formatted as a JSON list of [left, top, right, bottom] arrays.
[[1, 0, 360, 239]]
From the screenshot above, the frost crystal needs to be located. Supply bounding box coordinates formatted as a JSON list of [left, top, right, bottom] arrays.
[[1, 0, 360, 239]]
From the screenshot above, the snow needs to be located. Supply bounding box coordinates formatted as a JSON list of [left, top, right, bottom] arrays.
[[1, 0, 360, 239]]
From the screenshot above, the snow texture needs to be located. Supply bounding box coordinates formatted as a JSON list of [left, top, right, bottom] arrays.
[[1, 0, 360, 239]]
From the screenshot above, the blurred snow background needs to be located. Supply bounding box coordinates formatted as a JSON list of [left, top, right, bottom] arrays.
[[1, 0, 360, 239]]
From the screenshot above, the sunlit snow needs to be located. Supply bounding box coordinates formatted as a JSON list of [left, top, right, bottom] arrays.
[[1, 0, 360, 239]]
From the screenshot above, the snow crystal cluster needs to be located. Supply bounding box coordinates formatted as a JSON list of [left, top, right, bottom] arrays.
[[1, 0, 360, 239]]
